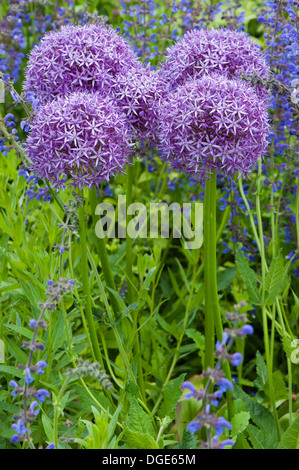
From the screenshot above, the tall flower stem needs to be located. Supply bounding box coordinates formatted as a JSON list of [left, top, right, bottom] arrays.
[[78, 193, 102, 363], [204, 171, 234, 420], [126, 163, 135, 304], [204, 171, 222, 369]]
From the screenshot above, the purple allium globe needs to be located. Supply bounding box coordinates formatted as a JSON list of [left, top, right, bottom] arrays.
[[23, 23, 141, 105], [158, 75, 270, 180], [113, 67, 167, 145], [160, 28, 269, 100], [25, 92, 133, 189]]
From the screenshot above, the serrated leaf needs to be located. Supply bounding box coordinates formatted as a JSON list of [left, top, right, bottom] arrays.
[[217, 268, 237, 291], [235, 248, 261, 305], [231, 411, 250, 438], [185, 329, 205, 351], [125, 380, 140, 403], [265, 253, 284, 305], [127, 399, 155, 438], [247, 424, 278, 449], [124, 430, 158, 449], [281, 415, 299, 449], [158, 373, 186, 419], [174, 429, 198, 449], [264, 370, 288, 401], [234, 385, 280, 440]]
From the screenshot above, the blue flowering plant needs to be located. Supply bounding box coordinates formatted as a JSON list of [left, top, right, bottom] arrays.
[[9, 279, 75, 448], [181, 302, 253, 449]]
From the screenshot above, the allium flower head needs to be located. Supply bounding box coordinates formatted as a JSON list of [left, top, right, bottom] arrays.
[[158, 75, 270, 180], [160, 28, 269, 100], [113, 66, 167, 145], [23, 23, 141, 105], [25, 92, 133, 189]]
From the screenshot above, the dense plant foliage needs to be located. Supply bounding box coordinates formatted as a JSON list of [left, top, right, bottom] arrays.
[[0, 0, 299, 450]]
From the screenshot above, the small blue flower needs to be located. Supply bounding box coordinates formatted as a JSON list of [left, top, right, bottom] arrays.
[[25, 368, 34, 384], [29, 401, 40, 416], [20, 121, 30, 132], [220, 438, 235, 449], [241, 324, 254, 336], [217, 378, 233, 393], [11, 419, 27, 444], [36, 360, 47, 375], [34, 389, 50, 402], [29, 319, 37, 328], [181, 381, 197, 399], [214, 417, 232, 436], [187, 420, 201, 434], [231, 353, 243, 367], [210, 390, 223, 407], [46, 443, 55, 449], [216, 332, 229, 349]]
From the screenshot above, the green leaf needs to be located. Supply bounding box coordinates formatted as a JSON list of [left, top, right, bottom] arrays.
[[217, 268, 237, 291], [0, 365, 24, 379], [231, 411, 250, 438], [42, 413, 54, 443], [235, 434, 252, 449], [254, 351, 268, 391], [125, 380, 140, 403], [282, 336, 294, 361], [281, 415, 299, 449], [158, 373, 186, 419], [175, 258, 190, 293], [124, 430, 158, 449], [264, 253, 284, 305], [108, 404, 122, 442], [127, 399, 155, 438], [264, 371, 288, 401], [247, 424, 278, 449], [235, 248, 261, 305], [174, 429, 198, 449], [185, 329, 205, 351], [234, 385, 280, 441]]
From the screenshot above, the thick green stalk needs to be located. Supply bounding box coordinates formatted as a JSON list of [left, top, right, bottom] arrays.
[[204, 172, 234, 420], [204, 171, 222, 368], [126, 164, 135, 304], [78, 194, 102, 363]]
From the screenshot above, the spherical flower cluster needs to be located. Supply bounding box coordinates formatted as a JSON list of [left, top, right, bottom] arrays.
[[158, 75, 270, 180], [23, 23, 141, 105], [159, 28, 269, 100], [113, 67, 167, 144], [25, 92, 133, 189]]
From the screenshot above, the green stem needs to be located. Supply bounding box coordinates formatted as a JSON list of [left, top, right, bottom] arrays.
[[203, 171, 234, 420], [78, 193, 102, 363], [256, 160, 281, 440], [204, 171, 222, 368], [126, 164, 134, 304]]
